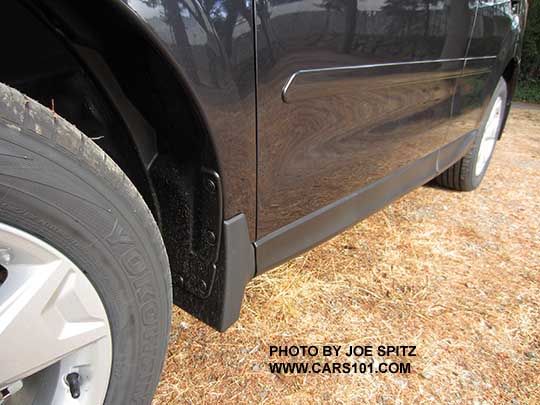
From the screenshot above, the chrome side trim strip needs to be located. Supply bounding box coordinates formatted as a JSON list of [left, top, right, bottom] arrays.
[[281, 56, 497, 103]]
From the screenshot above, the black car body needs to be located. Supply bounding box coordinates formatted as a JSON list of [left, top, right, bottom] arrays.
[[1, 0, 527, 332]]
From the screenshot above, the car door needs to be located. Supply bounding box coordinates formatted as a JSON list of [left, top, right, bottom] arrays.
[[450, 0, 518, 135], [255, 0, 476, 238]]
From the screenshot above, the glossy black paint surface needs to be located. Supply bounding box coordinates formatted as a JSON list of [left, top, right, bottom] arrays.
[[125, 0, 258, 238], [1, 0, 524, 331], [41, 0, 521, 244], [20, 0, 522, 247], [254, 0, 518, 237]]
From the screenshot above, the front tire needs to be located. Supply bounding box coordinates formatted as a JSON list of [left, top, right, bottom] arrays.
[[436, 77, 508, 191], [0, 83, 172, 404]]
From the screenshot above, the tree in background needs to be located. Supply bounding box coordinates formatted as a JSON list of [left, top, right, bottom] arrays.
[[518, 0, 540, 102]]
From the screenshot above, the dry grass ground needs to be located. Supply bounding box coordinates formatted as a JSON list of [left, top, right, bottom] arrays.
[[153, 108, 540, 404]]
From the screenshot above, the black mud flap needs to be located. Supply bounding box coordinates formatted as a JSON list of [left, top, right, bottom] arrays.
[[173, 213, 255, 331], [151, 162, 255, 331]]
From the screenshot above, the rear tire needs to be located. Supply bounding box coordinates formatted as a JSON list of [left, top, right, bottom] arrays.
[[436, 77, 508, 191], [0, 82, 171, 404]]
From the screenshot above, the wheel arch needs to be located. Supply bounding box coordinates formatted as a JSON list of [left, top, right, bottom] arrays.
[[23, 0, 222, 200], [1, 0, 257, 331]]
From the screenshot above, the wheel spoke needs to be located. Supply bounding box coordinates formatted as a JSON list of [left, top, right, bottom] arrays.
[[0, 258, 108, 387]]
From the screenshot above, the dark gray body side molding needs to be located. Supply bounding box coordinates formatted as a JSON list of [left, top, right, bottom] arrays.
[[184, 130, 475, 331], [253, 131, 477, 274]]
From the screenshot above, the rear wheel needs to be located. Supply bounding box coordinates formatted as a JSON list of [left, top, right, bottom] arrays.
[[0, 83, 172, 404], [436, 77, 508, 191]]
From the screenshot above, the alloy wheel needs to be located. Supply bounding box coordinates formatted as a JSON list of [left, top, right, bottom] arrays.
[[475, 96, 504, 176], [0, 223, 112, 404]]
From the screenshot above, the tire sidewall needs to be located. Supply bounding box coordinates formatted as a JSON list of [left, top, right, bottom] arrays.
[[0, 121, 170, 404]]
